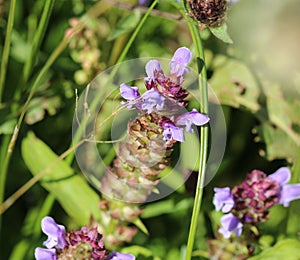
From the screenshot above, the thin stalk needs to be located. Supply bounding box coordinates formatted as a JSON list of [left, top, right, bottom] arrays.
[[0, 0, 111, 216], [0, 0, 16, 225], [0, 0, 16, 102], [22, 0, 56, 84], [116, 0, 158, 65], [180, 11, 209, 260]]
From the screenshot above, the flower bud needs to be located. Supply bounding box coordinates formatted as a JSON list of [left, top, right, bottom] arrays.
[[187, 0, 228, 27]]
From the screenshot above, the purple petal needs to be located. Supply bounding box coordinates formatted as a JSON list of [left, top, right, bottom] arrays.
[[162, 122, 185, 142], [279, 184, 300, 207], [176, 109, 210, 133], [213, 187, 235, 213], [141, 89, 165, 113], [41, 216, 66, 249], [120, 83, 140, 101], [105, 252, 135, 260], [170, 47, 191, 77], [34, 248, 57, 260], [268, 167, 291, 186], [219, 213, 243, 239], [145, 60, 163, 78]]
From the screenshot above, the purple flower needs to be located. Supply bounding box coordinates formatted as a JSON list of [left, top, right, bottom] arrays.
[[176, 109, 210, 133], [106, 252, 135, 260], [35, 248, 57, 260], [169, 47, 191, 77], [279, 184, 300, 207], [269, 167, 300, 207], [161, 121, 185, 142], [219, 213, 243, 239], [41, 216, 66, 249], [141, 88, 165, 113], [120, 84, 140, 101], [145, 60, 163, 79], [213, 187, 235, 213]]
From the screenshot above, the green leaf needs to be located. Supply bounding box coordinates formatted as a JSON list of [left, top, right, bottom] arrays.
[[141, 198, 192, 218], [11, 30, 32, 62], [25, 96, 62, 125], [248, 239, 300, 260], [120, 245, 162, 259], [209, 55, 260, 112], [0, 119, 16, 135], [108, 11, 141, 41], [132, 218, 149, 235], [209, 22, 233, 44], [21, 132, 101, 225], [255, 123, 298, 162]]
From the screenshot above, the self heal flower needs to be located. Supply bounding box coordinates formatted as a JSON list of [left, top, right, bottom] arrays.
[[161, 121, 185, 142], [105, 251, 135, 260], [219, 213, 243, 239], [145, 60, 163, 80], [213, 187, 234, 213], [41, 216, 66, 249], [232, 170, 280, 224], [279, 184, 300, 207], [120, 83, 140, 100], [35, 248, 57, 260], [141, 88, 165, 113], [268, 167, 300, 207], [176, 109, 210, 133], [170, 47, 191, 77]]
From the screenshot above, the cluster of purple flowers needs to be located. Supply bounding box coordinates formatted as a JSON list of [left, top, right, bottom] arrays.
[[213, 167, 300, 239], [120, 47, 209, 145], [35, 216, 135, 260]]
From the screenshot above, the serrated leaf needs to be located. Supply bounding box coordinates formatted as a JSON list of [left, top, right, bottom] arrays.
[[209, 22, 233, 44], [108, 11, 141, 41], [248, 239, 300, 260], [21, 132, 101, 225]]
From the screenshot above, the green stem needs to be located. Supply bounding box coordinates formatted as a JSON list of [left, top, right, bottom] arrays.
[[0, 0, 109, 215], [22, 0, 56, 84], [0, 0, 16, 102], [180, 10, 209, 260]]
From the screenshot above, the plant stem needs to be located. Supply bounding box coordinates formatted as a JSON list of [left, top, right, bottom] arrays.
[[0, 0, 16, 102], [22, 0, 56, 84], [0, 0, 111, 219], [181, 10, 209, 260]]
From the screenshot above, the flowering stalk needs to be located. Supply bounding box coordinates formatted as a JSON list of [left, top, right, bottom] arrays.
[[98, 47, 209, 246], [176, 5, 210, 260], [210, 167, 300, 258], [35, 216, 135, 260]]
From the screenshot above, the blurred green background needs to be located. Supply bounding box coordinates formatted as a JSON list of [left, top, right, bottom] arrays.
[[0, 0, 299, 259]]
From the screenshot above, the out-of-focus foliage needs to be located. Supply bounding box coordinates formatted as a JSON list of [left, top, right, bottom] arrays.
[[0, 0, 299, 259]]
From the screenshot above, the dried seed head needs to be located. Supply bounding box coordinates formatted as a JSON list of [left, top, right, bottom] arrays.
[[187, 0, 228, 27]]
